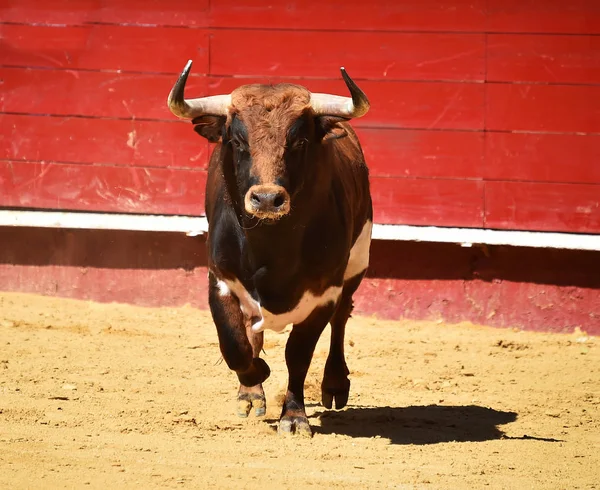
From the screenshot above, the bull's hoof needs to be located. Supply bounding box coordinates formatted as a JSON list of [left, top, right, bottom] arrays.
[[321, 378, 350, 409], [237, 385, 266, 418], [236, 395, 266, 418], [278, 414, 312, 437], [321, 390, 349, 410]]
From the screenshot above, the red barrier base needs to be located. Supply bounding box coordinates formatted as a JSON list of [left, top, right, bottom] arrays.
[[0, 227, 598, 334]]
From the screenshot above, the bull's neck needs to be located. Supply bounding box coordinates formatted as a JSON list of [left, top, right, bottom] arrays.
[[239, 148, 334, 279], [242, 182, 329, 279], [243, 216, 304, 270]]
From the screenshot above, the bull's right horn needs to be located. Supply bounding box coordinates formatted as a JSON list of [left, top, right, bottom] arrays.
[[309, 67, 370, 119], [167, 60, 231, 119]]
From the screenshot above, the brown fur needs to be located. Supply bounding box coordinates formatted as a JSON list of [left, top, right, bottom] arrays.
[[229, 84, 311, 184]]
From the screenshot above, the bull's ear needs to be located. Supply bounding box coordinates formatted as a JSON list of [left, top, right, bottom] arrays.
[[192, 115, 227, 143], [316, 116, 348, 142]]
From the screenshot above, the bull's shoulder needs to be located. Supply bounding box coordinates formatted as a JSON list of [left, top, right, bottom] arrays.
[[207, 200, 246, 276], [328, 124, 373, 244]]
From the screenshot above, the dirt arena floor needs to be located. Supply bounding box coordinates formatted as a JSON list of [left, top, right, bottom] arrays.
[[1, 292, 598, 489]]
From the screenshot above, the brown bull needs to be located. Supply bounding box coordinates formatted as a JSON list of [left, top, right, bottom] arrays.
[[168, 61, 373, 436]]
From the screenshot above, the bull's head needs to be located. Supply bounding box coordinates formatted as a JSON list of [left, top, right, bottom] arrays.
[[167, 61, 369, 222]]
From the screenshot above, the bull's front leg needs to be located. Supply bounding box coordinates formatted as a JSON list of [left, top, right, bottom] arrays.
[[236, 325, 266, 417], [279, 304, 335, 437], [208, 272, 270, 416]]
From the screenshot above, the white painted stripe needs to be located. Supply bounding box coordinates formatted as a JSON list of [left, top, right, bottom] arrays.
[[371, 223, 600, 251], [0, 210, 598, 251], [0, 210, 209, 237]]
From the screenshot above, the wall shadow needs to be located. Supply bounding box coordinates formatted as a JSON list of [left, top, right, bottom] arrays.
[[311, 405, 520, 445], [369, 239, 600, 289], [0, 226, 207, 270], [1, 227, 597, 289]]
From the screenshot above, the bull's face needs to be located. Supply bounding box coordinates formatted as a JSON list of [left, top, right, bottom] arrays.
[[167, 62, 369, 223], [229, 110, 297, 221], [225, 94, 349, 221]]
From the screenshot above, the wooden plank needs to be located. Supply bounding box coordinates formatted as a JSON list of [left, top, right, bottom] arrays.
[[209, 0, 486, 32], [0, 119, 486, 181], [1, 165, 486, 228], [488, 34, 600, 84], [371, 177, 484, 227], [1, 67, 206, 120], [357, 128, 484, 179], [486, 84, 600, 133], [485, 181, 600, 233], [0, 161, 207, 215], [486, 0, 600, 34], [2, 69, 484, 130], [485, 133, 600, 185], [1, 115, 209, 170], [0, 24, 209, 73], [208, 77, 485, 130], [0, 0, 209, 26], [210, 30, 486, 81]]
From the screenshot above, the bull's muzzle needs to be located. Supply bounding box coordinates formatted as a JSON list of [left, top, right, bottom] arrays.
[[244, 184, 291, 220]]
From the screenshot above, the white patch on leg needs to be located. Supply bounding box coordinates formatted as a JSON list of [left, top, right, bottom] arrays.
[[217, 276, 341, 334], [344, 220, 372, 280], [216, 280, 231, 297]]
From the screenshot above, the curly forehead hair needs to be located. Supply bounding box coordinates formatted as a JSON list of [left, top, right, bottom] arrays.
[[231, 83, 311, 114]]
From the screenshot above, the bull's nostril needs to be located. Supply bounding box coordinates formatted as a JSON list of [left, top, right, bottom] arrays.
[[250, 193, 261, 207], [273, 195, 285, 208]]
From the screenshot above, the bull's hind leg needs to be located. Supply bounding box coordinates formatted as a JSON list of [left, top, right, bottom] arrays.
[[279, 305, 335, 437], [321, 273, 365, 410], [237, 327, 266, 417]]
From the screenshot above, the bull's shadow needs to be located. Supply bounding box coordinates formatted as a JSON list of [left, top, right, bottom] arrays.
[[310, 405, 519, 445]]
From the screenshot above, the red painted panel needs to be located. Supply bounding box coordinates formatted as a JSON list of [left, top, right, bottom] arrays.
[[357, 128, 484, 179], [486, 84, 600, 133], [1, 67, 206, 120], [371, 177, 484, 227], [208, 77, 485, 130], [210, 30, 486, 81], [0, 161, 207, 215], [1, 0, 209, 26], [0, 24, 209, 73], [486, 0, 600, 34], [2, 69, 484, 130], [1, 115, 209, 170], [485, 133, 600, 185], [485, 181, 600, 233], [209, 0, 486, 32], [488, 34, 600, 84]]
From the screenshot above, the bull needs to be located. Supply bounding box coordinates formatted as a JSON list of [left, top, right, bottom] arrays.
[[168, 61, 372, 436]]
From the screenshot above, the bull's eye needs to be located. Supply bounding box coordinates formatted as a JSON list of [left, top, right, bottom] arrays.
[[290, 139, 307, 152], [231, 139, 249, 155]]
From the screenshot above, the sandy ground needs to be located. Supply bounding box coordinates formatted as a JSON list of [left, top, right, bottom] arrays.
[[0, 292, 598, 489]]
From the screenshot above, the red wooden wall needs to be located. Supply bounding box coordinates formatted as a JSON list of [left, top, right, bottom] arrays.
[[1, 0, 599, 233]]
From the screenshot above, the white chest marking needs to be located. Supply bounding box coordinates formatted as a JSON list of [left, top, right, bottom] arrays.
[[214, 220, 371, 333], [344, 220, 372, 280], [216, 278, 342, 333]]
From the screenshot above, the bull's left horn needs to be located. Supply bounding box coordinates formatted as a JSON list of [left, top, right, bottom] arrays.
[[167, 60, 231, 119], [309, 67, 370, 119]]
